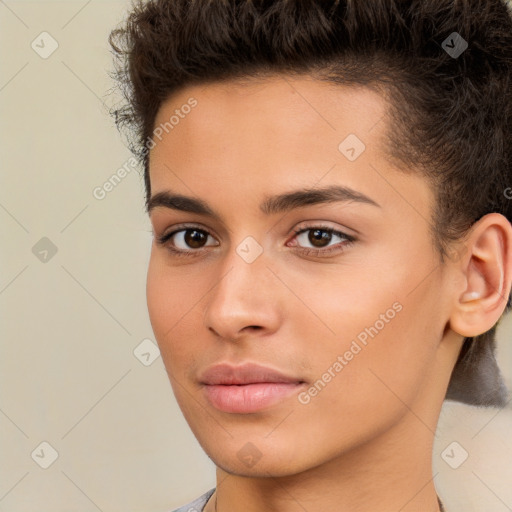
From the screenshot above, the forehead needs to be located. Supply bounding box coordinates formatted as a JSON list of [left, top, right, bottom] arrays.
[[152, 74, 388, 154], [150, 75, 387, 180]]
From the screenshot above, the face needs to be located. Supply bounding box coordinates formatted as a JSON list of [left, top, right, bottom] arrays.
[[146, 75, 452, 477]]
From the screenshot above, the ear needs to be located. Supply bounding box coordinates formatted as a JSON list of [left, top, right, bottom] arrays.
[[449, 213, 512, 338]]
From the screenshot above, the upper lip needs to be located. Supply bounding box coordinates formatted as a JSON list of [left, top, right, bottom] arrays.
[[199, 363, 304, 385]]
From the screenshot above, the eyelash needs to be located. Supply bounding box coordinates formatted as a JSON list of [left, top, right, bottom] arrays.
[[155, 224, 356, 259]]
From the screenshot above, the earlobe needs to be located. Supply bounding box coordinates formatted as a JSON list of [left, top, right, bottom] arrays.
[[449, 213, 512, 338]]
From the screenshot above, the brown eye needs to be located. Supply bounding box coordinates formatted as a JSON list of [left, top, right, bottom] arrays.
[[308, 228, 333, 248], [183, 229, 208, 249], [294, 227, 346, 249], [290, 225, 356, 257], [157, 226, 219, 253]]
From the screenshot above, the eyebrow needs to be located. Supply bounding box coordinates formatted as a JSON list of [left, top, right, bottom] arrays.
[[146, 184, 380, 218]]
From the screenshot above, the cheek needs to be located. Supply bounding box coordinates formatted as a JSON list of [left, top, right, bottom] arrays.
[[146, 255, 173, 343], [146, 252, 204, 371], [146, 248, 204, 327], [288, 300, 435, 462], [303, 264, 439, 410]]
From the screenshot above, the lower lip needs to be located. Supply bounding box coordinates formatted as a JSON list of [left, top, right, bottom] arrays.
[[203, 382, 304, 413]]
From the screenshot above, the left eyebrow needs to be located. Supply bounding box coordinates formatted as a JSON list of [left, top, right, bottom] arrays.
[[146, 184, 380, 217], [260, 185, 380, 215]]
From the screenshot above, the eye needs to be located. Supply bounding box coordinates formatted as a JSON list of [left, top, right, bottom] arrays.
[[156, 225, 218, 256], [289, 224, 355, 256]]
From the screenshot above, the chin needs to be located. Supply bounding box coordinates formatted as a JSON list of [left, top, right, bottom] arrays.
[[197, 435, 321, 478], [212, 455, 306, 478]]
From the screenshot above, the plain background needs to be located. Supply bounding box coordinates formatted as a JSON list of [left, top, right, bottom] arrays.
[[0, 1, 511, 511]]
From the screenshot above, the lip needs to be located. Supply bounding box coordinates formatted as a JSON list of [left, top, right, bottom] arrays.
[[200, 363, 303, 385], [200, 363, 306, 413]]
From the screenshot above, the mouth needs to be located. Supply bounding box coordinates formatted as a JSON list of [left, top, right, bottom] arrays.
[[199, 363, 307, 413]]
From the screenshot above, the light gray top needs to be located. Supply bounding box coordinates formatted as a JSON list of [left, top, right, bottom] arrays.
[[169, 488, 445, 511], [169, 488, 216, 512]]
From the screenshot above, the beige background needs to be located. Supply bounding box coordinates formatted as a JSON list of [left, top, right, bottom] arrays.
[[0, 1, 511, 511]]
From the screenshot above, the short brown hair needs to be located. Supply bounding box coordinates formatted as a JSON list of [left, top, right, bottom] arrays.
[[108, 0, 512, 406]]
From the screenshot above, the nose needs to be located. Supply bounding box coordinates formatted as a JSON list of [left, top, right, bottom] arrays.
[[203, 242, 281, 342]]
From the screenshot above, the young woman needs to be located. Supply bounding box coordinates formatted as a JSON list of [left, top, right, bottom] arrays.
[[108, 1, 512, 510]]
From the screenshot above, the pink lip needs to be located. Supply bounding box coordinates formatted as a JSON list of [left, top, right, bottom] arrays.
[[200, 363, 306, 413]]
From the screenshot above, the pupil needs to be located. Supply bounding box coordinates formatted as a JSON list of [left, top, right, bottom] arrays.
[[309, 229, 331, 247], [186, 229, 206, 248]]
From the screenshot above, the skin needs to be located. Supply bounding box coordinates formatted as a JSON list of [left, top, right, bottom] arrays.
[[146, 75, 512, 512]]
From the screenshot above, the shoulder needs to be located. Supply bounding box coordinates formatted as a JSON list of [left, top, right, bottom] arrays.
[[168, 488, 216, 512]]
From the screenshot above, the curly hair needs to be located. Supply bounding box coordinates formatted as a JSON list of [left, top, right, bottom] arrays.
[[107, 0, 512, 407]]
